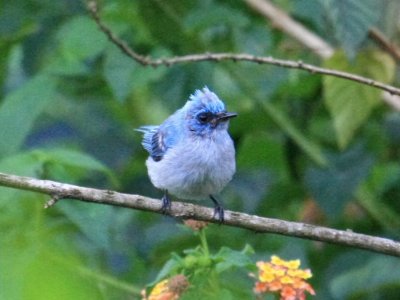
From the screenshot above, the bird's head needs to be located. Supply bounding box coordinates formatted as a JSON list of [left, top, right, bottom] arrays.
[[184, 87, 237, 136]]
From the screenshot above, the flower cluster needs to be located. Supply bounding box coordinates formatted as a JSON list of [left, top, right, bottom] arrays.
[[183, 219, 209, 231], [142, 274, 189, 300], [254, 255, 315, 300]]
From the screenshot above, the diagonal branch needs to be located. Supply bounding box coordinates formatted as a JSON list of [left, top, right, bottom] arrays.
[[87, 1, 400, 97], [244, 0, 334, 59], [1, 171, 400, 257], [245, 0, 400, 111], [369, 27, 400, 62]]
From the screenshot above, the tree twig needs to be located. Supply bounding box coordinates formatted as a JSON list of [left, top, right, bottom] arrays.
[[369, 27, 400, 62], [244, 0, 334, 59], [244, 0, 400, 111], [44, 194, 61, 208], [1, 171, 399, 257], [86, 1, 400, 97]]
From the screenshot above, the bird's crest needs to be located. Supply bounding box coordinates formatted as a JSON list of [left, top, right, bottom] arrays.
[[188, 87, 225, 114]]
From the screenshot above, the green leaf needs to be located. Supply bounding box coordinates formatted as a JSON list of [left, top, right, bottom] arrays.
[[233, 26, 272, 55], [152, 255, 183, 284], [5, 45, 25, 91], [0, 151, 42, 176], [103, 46, 136, 102], [365, 162, 400, 195], [58, 16, 107, 61], [262, 101, 327, 166], [384, 112, 400, 144], [57, 201, 114, 250], [46, 16, 108, 75], [237, 132, 289, 179], [356, 186, 400, 232], [35, 148, 117, 185], [305, 144, 374, 216], [137, 1, 193, 48], [357, 162, 400, 231], [322, 0, 382, 58], [0, 147, 116, 183], [330, 256, 400, 299], [294, 0, 324, 28], [0, 74, 56, 156], [22, 254, 102, 300], [214, 245, 254, 273], [184, 3, 249, 32], [103, 46, 168, 102], [323, 50, 396, 149], [0, 192, 102, 300], [0, 152, 46, 209], [0, 236, 102, 300], [182, 288, 235, 300]]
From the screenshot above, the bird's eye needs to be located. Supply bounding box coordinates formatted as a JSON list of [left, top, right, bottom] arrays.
[[197, 112, 211, 123]]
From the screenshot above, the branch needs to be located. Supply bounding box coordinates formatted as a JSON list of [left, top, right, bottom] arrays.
[[369, 27, 400, 62], [86, 1, 400, 97], [1, 172, 400, 257], [244, 0, 400, 111], [244, 0, 334, 59]]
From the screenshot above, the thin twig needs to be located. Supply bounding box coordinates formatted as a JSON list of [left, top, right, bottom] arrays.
[[86, 1, 400, 97], [244, 0, 334, 59], [369, 27, 400, 62], [244, 0, 400, 111], [44, 194, 61, 208], [0, 172, 399, 257]]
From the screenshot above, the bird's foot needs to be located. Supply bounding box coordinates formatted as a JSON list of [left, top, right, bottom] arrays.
[[213, 205, 225, 223], [161, 190, 171, 213], [210, 195, 224, 223]]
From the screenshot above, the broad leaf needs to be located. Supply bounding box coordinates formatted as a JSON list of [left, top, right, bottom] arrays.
[[46, 16, 108, 75], [58, 16, 107, 62], [0, 74, 56, 156], [237, 132, 287, 176], [305, 144, 374, 216], [262, 101, 327, 166], [184, 3, 249, 32], [321, 0, 382, 58], [152, 255, 183, 285], [56, 201, 115, 250], [214, 245, 254, 273], [39, 148, 109, 171], [330, 256, 400, 299], [103, 46, 136, 102], [103, 46, 167, 102], [0, 212, 103, 300], [324, 50, 395, 149]]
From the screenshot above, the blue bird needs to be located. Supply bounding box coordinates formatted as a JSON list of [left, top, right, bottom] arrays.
[[137, 87, 237, 222]]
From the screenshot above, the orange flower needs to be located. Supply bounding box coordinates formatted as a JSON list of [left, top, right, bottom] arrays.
[[142, 275, 189, 300], [253, 255, 315, 300], [281, 286, 297, 300], [183, 219, 209, 231]]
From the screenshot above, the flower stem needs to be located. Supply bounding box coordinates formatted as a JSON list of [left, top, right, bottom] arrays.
[[199, 228, 210, 258]]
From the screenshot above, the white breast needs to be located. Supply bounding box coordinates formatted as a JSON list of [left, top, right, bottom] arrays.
[[146, 132, 235, 200]]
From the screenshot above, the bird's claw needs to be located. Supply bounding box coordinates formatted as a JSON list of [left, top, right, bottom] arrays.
[[213, 205, 225, 223], [161, 191, 171, 213], [210, 195, 224, 223]]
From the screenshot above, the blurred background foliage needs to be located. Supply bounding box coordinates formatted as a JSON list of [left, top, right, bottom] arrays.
[[1, 0, 400, 299]]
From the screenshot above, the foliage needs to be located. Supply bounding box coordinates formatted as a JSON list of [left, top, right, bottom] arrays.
[[143, 223, 255, 299], [323, 50, 395, 148], [1, 0, 400, 299], [142, 224, 315, 300]]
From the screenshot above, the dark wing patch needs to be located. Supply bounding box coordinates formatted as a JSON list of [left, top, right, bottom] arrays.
[[150, 130, 165, 161], [136, 126, 167, 161]]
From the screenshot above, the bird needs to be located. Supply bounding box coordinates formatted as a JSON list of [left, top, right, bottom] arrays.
[[137, 87, 237, 222]]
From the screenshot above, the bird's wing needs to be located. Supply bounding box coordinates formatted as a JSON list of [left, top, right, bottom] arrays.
[[136, 124, 180, 162]]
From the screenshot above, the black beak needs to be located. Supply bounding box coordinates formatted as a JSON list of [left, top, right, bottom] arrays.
[[216, 112, 238, 121]]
